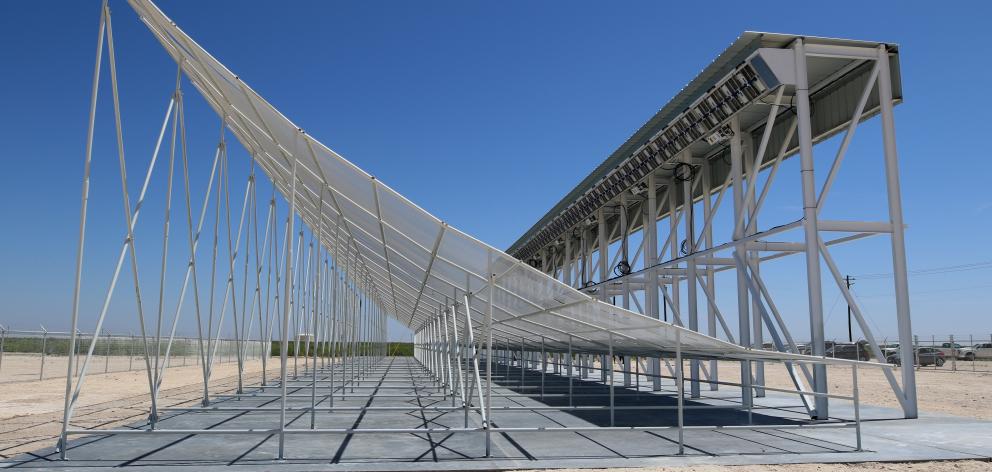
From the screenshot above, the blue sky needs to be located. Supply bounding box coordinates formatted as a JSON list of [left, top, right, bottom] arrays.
[[0, 1, 990, 342]]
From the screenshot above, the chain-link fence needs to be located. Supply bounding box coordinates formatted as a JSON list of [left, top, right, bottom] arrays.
[[786, 334, 992, 373], [902, 334, 992, 373], [0, 327, 268, 383]]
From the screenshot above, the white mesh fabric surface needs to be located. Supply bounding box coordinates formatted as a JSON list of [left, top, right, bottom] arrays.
[[128, 0, 861, 365]]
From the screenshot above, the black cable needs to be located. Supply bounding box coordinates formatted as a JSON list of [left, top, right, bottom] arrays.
[[614, 260, 631, 277], [673, 162, 696, 182]]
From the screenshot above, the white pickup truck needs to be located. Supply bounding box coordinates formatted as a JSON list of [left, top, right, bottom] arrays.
[[957, 343, 992, 361]]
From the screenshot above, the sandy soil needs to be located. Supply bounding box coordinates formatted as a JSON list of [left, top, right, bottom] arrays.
[[0, 352, 243, 383], [708, 360, 992, 420], [0, 359, 270, 458]]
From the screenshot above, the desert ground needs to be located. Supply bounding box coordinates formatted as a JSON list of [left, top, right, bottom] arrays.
[[0, 357, 268, 459], [0, 355, 989, 471], [708, 359, 992, 420]]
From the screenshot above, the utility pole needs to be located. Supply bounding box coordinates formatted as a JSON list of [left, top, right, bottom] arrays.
[[846, 275, 855, 343]]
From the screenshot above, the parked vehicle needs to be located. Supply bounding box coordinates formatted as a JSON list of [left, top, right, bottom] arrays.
[[937, 342, 965, 359], [958, 343, 992, 361], [797, 341, 870, 361], [880, 343, 900, 358], [886, 347, 945, 367], [828, 342, 871, 361]]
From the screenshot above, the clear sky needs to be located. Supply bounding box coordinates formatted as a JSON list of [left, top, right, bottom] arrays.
[[0, 1, 989, 343]]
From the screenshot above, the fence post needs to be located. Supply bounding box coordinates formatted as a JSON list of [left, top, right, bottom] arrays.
[[129, 332, 135, 371], [931, 335, 937, 370], [40, 326, 49, 380], [0, 326, 6, 377], [75, 330, 82, 377], [950, 334, 956, 372], [913, 335, 919, 370], [852, 364, 862, 451], [105, 331, 111, 373], [969, 334, 974, 372]]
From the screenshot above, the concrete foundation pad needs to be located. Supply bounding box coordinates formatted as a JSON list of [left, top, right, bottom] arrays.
[[5, 357, 990, 470]]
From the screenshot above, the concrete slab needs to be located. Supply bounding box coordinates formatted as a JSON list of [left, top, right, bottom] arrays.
[[4, 357, 990, 470]]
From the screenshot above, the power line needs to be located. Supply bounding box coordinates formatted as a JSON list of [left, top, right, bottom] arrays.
[[853, 260, 992, 280], [853, 283, 992, 298]]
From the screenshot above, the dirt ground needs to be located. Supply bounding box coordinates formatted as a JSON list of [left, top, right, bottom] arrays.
[[0, 352, 243, 383], [0, 358, 269, 458], [709, 360, 992, 421]]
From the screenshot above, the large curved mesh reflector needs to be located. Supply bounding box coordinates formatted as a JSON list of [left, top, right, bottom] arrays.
[[128, 0, 838, 363]]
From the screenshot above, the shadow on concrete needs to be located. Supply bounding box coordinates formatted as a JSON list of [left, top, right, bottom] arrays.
[[491, 362, 804, 427]]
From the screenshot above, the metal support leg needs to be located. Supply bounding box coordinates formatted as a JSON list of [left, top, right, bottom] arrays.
[[676, 330, 684, 455], [277, 149, 298, 460], [794, 39, 828, 419], [730, 115, 753, 410], [608, 333, 614, 427], [877, 44, 917, 419]]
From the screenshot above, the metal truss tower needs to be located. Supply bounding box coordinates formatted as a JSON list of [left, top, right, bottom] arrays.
[[508, 33, 917, 419]]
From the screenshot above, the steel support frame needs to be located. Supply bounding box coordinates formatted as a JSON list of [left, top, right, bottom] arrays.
[[60, 4, 390, 460], [60, 5, 910, 463], [526, 40, 916, 419]]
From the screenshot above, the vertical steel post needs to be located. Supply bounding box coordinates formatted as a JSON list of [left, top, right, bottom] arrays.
[[853, 364, 862, 451], [676, 329, 684, 455], [794, 39, 828, 418], [563, 235, 572, 287], [682, 161, 700, 398], [738, 135, 765, 399], [485, 268, 494, 457], [464, 293, 487, 433], [597, 208, 607, 300], [702, 162, 718, 391], [540, 336, 545, 400], [328, 253, 338, 408], [667, 181, 680, 322], [520, 336, 525, 387], [277, 150, 298, 460], [443, 310, 455, 399], [877, 44, 917, 419], [449, 304, 466, 410], [644, 172, 661, 391], [568, 335, 573, 407], [744, 134, 765, 398], [619, 192, 632, 388], [608, 332, 615, 427], [309, 232, 322, 429], [60, 4, 106, 457], [730, 115, 753, 410]]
